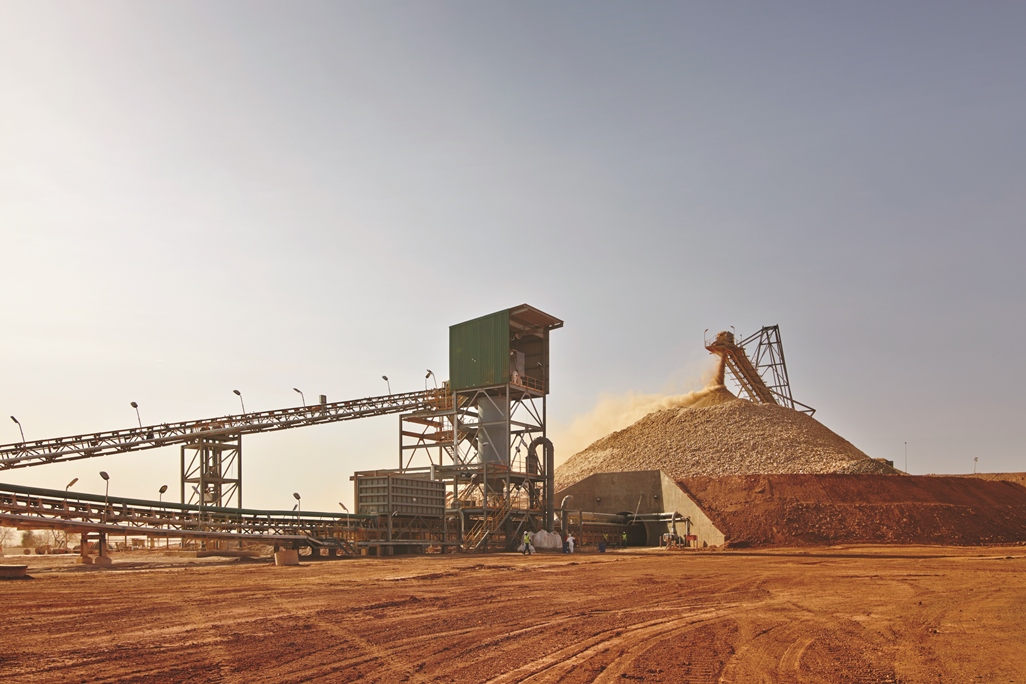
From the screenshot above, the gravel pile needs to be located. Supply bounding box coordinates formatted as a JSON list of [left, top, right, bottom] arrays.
[[555, 385, 897, 491]]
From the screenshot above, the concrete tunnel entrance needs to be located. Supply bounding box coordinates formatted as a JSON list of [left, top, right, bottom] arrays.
[[615, 515, 649, 546]]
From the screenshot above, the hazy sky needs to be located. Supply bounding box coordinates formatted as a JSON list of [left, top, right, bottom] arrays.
[[2, 2, 1024, 511]]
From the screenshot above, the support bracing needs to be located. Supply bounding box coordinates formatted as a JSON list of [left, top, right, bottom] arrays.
[[181, 433, 242, 509], [706, 326, 815, 416]]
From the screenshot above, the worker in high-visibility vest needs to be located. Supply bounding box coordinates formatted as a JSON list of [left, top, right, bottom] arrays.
[[621, 530, 627, 548], [522, 531, 532, 555]]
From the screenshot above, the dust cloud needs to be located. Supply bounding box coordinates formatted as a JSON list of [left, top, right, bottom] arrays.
[[551, 358, 725, 464]]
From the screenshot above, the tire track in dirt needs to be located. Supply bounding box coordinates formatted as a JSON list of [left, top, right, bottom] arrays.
[[590, 594, 794, 684], [258, 595, 430, 683], [588, 614, 738, 683], [485, 605, 742, 684], [717, 621, 793, 684], [458, 585, 775, 682], [7, 548, 1025, 682], [777, 635, 815, 683]]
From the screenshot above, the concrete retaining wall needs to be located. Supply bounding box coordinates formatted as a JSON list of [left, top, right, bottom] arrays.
[[555, 470, 726, 547]]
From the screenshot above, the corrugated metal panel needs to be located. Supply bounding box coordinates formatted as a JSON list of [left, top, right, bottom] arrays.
[[355, 475, 445, 517], [450, 309, 510, 390]]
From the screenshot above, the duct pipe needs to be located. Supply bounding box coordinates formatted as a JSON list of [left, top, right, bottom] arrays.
[[529, 437, 555, 532], [560, 495, 573, 535], [629, 512, 684, 522]]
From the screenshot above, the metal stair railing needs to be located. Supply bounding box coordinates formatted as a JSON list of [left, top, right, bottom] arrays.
[[464, 498, 514, 550]]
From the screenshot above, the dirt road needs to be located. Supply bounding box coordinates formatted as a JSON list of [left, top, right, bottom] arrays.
[[2, 546, 1024, 683]]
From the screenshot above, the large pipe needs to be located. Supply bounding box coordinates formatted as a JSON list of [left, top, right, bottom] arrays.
[[630, 512, 685, 522], [560, 494, 573, 534], [529, 437, 555, 532]]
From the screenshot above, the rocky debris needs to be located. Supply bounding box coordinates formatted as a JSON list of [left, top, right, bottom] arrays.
[[555, 385, 897, 491], [678, 474, 1026, 546]]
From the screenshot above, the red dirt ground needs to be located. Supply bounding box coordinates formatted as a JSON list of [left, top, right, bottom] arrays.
[[678, 474, 1026, 546], [3, 546, 1026, 683]]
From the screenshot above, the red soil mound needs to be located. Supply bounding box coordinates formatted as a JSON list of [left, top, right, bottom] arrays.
[[956, 472, 1026, 488], [678, 474, 1026, 547]]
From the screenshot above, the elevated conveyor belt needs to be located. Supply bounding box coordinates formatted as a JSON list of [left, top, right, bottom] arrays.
[[705, 331, 779, 405], [0, 389, 451, 470]]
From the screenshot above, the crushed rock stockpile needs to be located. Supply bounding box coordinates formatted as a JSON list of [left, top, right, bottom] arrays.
[[678, 474, 1026, 546], [555, 385, 896, 491]]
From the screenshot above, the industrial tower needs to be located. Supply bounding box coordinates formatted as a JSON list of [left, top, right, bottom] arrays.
[[353, 304, 563, 552]]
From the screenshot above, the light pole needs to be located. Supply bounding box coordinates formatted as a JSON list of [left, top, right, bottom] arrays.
[[293, 388, 305, 407], [425, 370, 436, 390], [293, 492, 301, 526], [10, 416, 24, 443], [63, 475, 78, 512], [382, 375, 391, 395], [904, 441, 908, 473], [130, 401, 142, 427], [159, 484, 168, 502], [100, 471, 110, 522], [232, 389, 246, 414], [974, 456, 979, 474], [339, 501, 351, 542]]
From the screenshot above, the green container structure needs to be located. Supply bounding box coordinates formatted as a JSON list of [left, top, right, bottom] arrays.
[[449, 304, 563, 392]]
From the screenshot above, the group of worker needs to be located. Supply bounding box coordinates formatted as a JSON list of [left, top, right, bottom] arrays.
[[521, 530, 628, 555]]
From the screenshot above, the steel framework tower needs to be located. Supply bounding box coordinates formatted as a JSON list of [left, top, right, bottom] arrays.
[[353, 304, 563, 552], [739, 325, 815, 416]]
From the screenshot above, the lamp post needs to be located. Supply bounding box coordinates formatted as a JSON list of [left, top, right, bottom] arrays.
[[100, 471, 110, 522], [425, 370, 436, 390], [159, 484, 168, 502], [232, 389, 246, 414], [974, 456, 979, 474], [293, 492, 301, 527], [381, 375, 391, 395], [10, 415, 25, 443], [64, 477, 78, 514], [904, 441, 908, 473], [130, 401, 142, 428], [293, 388, 305, 407], [339, 501, 351, 542]]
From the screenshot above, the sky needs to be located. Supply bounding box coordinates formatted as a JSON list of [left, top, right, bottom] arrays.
[[1, 2, 1024, 512]]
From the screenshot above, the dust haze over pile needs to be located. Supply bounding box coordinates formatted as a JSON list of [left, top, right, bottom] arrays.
[[551, 359, 723, 464]]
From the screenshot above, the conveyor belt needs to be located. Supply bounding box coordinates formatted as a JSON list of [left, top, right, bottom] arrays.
[[705, 331, 779, 405], [0, 481, 367, 544], [0, 388, 450, 469]]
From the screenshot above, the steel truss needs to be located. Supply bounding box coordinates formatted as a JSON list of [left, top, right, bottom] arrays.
[[0, 481, 368, 551], [0, 389, 444, 469], [182, 433, 241, 509], [367, 381, 554, 552], [738, 326, 815, 416], [706, 326, 815, 416]]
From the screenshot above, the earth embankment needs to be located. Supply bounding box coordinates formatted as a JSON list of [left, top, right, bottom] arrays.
[[677, 474, 1026, 546]]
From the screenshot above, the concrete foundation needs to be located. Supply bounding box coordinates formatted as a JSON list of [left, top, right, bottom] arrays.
[[0, 564, 28, 579], [274, 549, 300, 566]]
